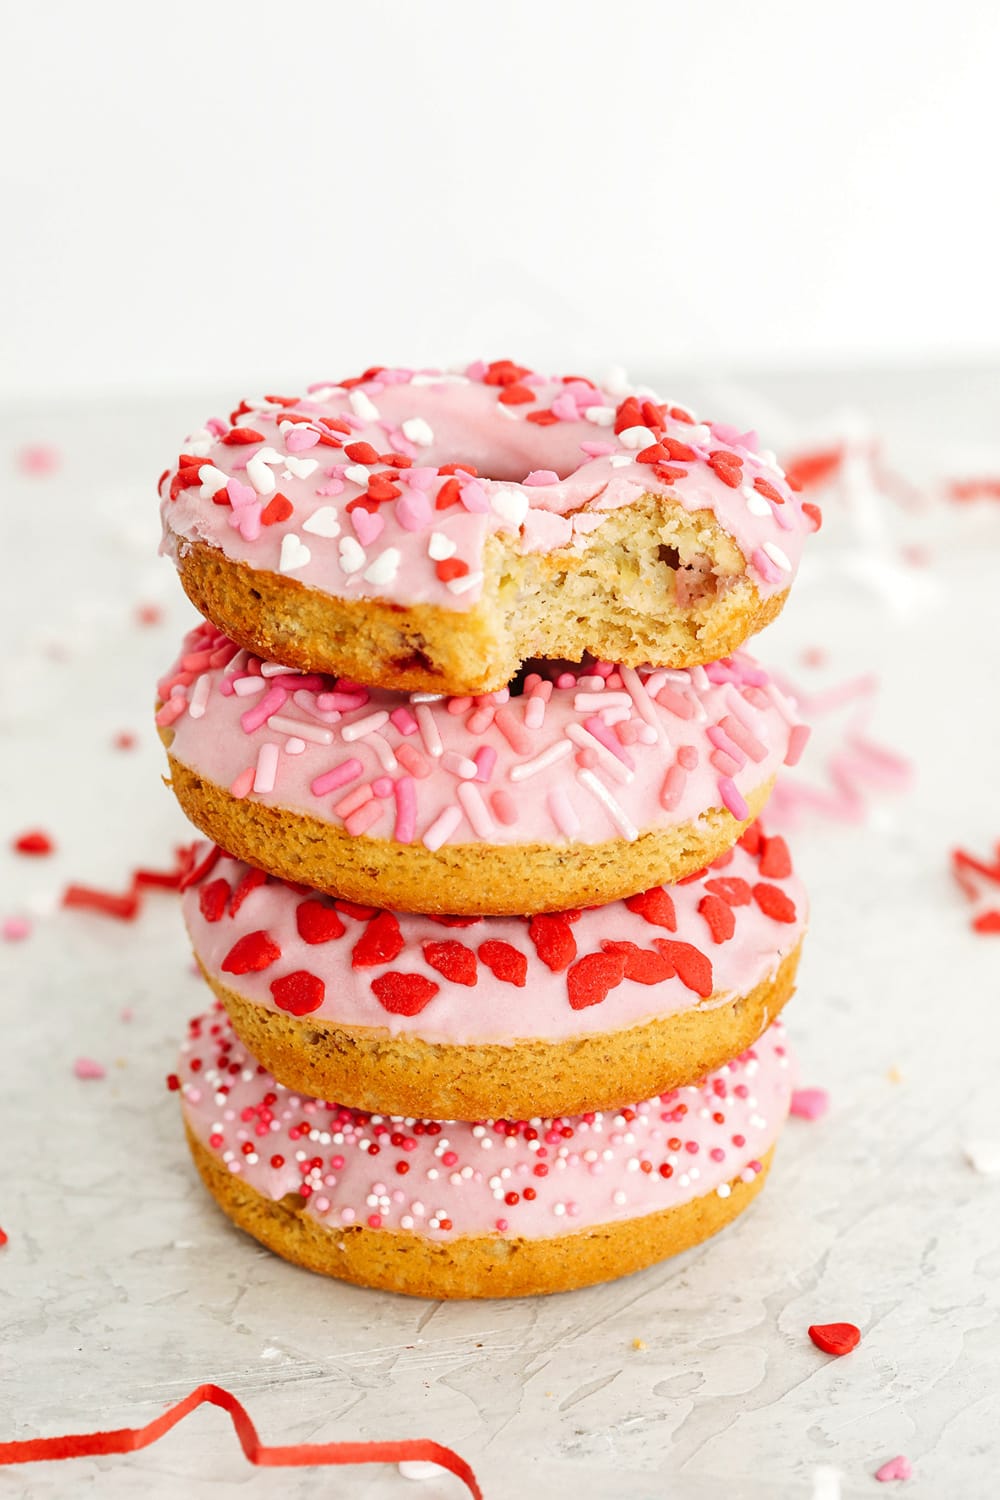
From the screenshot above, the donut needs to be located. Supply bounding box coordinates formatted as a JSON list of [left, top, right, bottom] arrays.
[[173, 1006, 794, 1298], [158, 363, 820, 695], [180, 823, 806, 1119], [157, 623, 809, 915]]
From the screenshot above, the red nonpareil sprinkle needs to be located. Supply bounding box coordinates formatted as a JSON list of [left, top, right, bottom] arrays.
[[808, 1322, 861, 1356], [351, 911, 404, 967], [652, 939, 713, 997], [295, 900, 346, 945], [422, 940, 478, 986], [435, 558, 469, 583], [12, 830, 54, 856], [221, 931, 281, 975], [165, 1073, 181, 1091], [198, 878, 230, 924], [371, 971, 440, 1016], [752, 882, 797, 922], [567, 950, 627, 1009], [477, 940, 528, 987], [229, 866, 267, 917], [221, 428, 265, 445], [270, 970, 325, 1016], [528, 914, 577, 972], [599, 940, 673, 985], [624, 887, 677, 930], [698, 893, 736, 944], [260, 493, 293, 526]]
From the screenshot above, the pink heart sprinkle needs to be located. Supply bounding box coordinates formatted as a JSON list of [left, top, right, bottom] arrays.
[[791, 1087, 830, 1121], [524, 469, 560, 486], [227, 478, 256, 509], [285, 427, 320, 452], [351, 508, 384, 546], [395, 487, 433, 531], [875, 1456, 912, 1482], [73, 1057, 106, 1080]]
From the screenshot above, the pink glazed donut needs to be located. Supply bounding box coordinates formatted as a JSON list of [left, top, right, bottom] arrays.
[[159, 362, 821, 695], [180, 824, 806, 1119], [157, 622, 809, 915], [174, 1006, 794, 1298]]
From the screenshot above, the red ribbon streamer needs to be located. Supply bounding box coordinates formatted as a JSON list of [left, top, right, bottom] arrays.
[[0, 1383, 483, 1496]]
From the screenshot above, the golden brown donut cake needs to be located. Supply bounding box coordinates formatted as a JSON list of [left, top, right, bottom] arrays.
[[159, 364, 820, 695]]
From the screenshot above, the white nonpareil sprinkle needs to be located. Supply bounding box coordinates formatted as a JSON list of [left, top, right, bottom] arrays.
[[278, 533, 311, 573], [401, 417, 434, 446], [427, 531, 456, 561], [338, 536, 366, 574], [302, 506, 341, 537]]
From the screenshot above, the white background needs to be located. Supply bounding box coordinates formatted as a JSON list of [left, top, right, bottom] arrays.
[[3, 0, 1000, 399]]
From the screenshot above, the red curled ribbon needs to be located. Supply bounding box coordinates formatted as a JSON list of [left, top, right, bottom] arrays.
[[0, 1383, 483, 1497]]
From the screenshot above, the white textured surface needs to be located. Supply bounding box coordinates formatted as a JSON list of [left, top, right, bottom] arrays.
[[2, 372, 999, 1498]]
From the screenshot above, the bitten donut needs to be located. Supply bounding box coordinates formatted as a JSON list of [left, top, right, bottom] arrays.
[[157, 623, 809, 915], [173, 1007, 794, 1299], [159, 362, 821, 695], [180, 824, 806, 1119]]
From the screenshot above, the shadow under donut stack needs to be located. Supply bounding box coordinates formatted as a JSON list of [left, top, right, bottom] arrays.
[[155, 361, 819, 1299]]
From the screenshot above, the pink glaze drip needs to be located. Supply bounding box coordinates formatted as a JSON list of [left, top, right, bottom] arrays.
[[177, 1007, 794, 1240], [160, 364, 817, 615], [160, 623, 807, 852]]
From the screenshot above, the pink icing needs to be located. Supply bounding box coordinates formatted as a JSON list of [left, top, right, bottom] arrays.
[[175, 1006, 793, 1240], [160, 362, 818, 612], [159, 622, 808, 851], [181, 828, 806, 1044]]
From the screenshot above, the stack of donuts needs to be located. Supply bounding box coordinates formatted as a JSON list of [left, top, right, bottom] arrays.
[[155, 361, 819, 1298]]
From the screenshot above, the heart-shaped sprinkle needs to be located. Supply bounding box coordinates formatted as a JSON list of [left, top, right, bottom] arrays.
[[283, 455, 319, 479], [489, 484, 530, 528], [477, 940, 528, 987], [528, 914, 578, 973], [338, 536, 366, 574], [226, 477, 257, 509], [278, 533, 311, 573], [261, 493, 293, 527], [435, 558, 469, 583], [363, 547, 401, 586], [428, 531, 457, 560], [270, 969, 325, 1015], [221, 930, 281, 975], [351, 507, 384, 546], [221, 427, 264, 445], [759, 835, 793, 879], [198, 878, 230, 923], [13, 829, 54, 855], [295, 900, 345, 944], [567, 950, 627, 1009], [707, 450, 743, 487], [302, 506, 341, 538], [402, 416, 434, 446], [808, 1322, 861, 1356], [874, 1456, 912, 1483], [599, 940, 674, 985], [698, 893, 736, 944], [351, 911, 404, 967], [285, 426, 320, 452], [395, 488, 434, 531], [371, 971, 440, 1015], [367, 474, 401, 503], [229, 867, 267, 917], [790, 1087, 830, 1121], [753, 882, 797, 922], [652, 939, 713, 997], [422, 940, 478, 986], [703, 876, 753, 906], [624, 887, 677, 930]]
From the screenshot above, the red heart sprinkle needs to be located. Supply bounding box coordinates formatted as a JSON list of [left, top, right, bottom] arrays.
[[661, 437, 697, 462], [497, 383, 534, 405], [737, 823, 763, 855], [295, 900, 346, 945], [808, 1322, 861, 1356], [636, 443, 669, 466], [600, 940, 674, 984], [367, 475, 402, 503], [270, 970, 325, 1016], [483, 360, 531, 387], [344, 441, 379, 465], [567, 950, 627, 1009], [652, 463, 688, 484], [972, 909, 1000, 933], [371, 971, 440, 1016], [422, 940, 478, 986], [528, 914, 577, 972], [753, 476, 785, 505], [351, 911, 404, 967], [230, 866, 267, 917], [221, 931, 281, 975], [427, 914, 481, 927], [435, 477, 462, 510], [613, 397, 643, 434], [708, 450, 743, 487], [221, 428, 264, 445], [698, 893, 736, 944], [703, 876, 753, 907], [198, 878, 230, 923], [260, 493, 293, 526], [802, 502, 823, 531], [652, 940, 713, 997], [435, 558, 469, 583], [477, 940, 528, 987], [753, 882, 797, 922], [13, 829, 54, 856], [641, 399, 666, 431], [624, 887, 677, 930], [759, 835, 793, 879], [335, 899, 379, 920], [526, 409, 559, 425]]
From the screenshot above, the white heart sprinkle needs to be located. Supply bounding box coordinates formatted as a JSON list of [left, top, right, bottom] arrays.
[[283, 455, 319, 479], [618, 424, 657, 450], [363, 547, 401, 586], [744, 486, 772, 516], [428, 531, 457, 561], [344, 464, 371, 487], [197, 465, 229, 500], [762, 541, 792, 571], [447, 570, 483, 596], [490, 485, 529, 528], [689, 423, 712, 444], [609, 454, 633, 468], [302, 507, 341, 538], [246, 453, 277, 496], [583, 405, 616, 426], [339, 536, 366, 574], [278, 533, 311, 573], [186, 429, 213, 456], [401, 417, 434, 447], [349, 390, 380, 422]]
